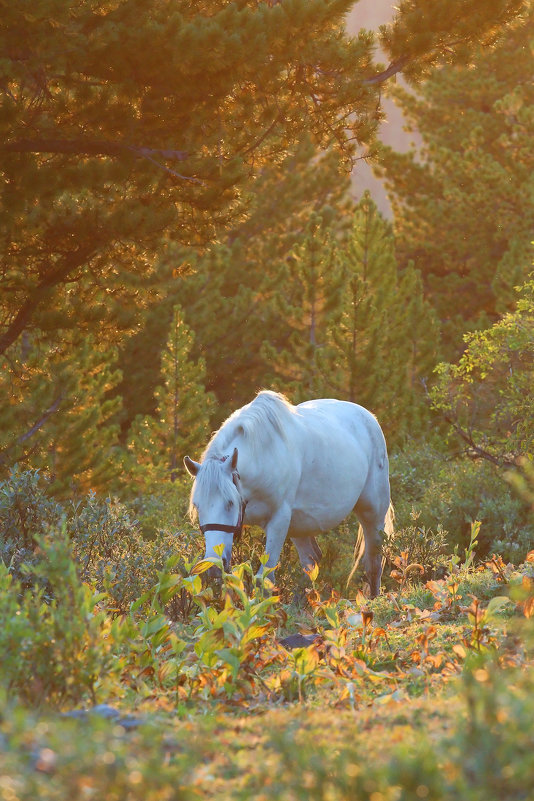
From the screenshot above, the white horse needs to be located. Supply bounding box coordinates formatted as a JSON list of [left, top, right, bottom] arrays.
[[184, 390, 393, 597]]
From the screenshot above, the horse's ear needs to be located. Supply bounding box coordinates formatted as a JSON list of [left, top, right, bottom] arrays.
[[230, 447, 238, 471], [184, 456, 201, 477]]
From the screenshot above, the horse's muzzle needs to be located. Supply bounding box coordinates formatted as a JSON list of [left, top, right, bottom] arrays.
[[207, 559, 230, 580]]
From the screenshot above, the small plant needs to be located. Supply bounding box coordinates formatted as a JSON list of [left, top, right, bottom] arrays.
[[389, 550, 425, 592], [383, 509, 449, 582], [0, 527, 120, 707], [448, 519, 481, 574], [0, 466, 64, 589]]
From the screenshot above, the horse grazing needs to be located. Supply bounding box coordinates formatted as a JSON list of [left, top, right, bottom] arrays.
[[184, 390, 393, 597]]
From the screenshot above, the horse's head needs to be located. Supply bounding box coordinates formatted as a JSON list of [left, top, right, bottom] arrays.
[[184, 447, 245, 576]]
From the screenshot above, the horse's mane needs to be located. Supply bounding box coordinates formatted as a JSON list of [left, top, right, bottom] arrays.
[[189, 391, 295, 521], [204, 390, 295, 461]]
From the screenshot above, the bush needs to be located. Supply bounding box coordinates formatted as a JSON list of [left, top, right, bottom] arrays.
[[0, 528, 118, 708], [124, 477, 192, 540], [0, 466, 64, 589], [390, 443, 534, 562], [382, 509, 449, 582], [67, 493, 161, 614], [0, 468, 204, 615]]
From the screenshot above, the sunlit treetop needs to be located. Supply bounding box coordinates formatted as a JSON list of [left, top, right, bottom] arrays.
[[0, 0, 526, 358]]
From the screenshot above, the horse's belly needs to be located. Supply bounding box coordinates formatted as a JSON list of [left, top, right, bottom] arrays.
[[289, 502, 353, 535]]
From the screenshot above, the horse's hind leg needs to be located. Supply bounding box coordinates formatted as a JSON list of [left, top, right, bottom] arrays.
[[354, 474, 391, 598], [291, 535, 322, 572]]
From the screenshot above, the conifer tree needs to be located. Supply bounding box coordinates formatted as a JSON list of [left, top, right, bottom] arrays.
[[119, 138, 353, 427], [0, 336, 122, 494], [0, 0, 525, 477], [326, 193, 440, 442], [127, 307, 213, 491], [1, 0, 524, 358], [262, 214, 345, 402], [380, 8, 534, 351]]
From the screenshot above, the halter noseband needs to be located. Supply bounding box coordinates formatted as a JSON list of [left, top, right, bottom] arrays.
[[199, 469, 247, 541]]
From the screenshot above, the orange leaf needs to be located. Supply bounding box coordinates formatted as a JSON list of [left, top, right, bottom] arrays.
[[452, 643, 467, 659], [522, 597, 534, 619], [361, 608, 374, 627]]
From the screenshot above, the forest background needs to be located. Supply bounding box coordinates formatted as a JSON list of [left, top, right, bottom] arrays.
[[2, 0, 533, 564], [2, 1, 534, 797]]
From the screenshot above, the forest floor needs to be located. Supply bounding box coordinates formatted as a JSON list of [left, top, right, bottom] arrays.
[[1, 561, 533, 800]]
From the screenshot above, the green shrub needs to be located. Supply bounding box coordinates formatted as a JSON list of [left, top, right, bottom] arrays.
[[382, 509, 449, 582], [124, 477, 192, 540], [0, 528, 118, 708], [390, 444, 534, 561], [0, 466, 64, 589], [67, 493, 161, 614]]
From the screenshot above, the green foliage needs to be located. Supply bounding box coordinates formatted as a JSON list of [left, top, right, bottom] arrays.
[[0, 467, 200, 614], [0, 529, 117, 708], [383, 510, 449, 582], [0, 466, 63, 588], [126, 306, 214, 490], [68, 493, 165, 615], [263, 194, 439, 444], [381, 10, 534, 348], [431, 276, 534, 467], [1, 0, 524, 468], [391, 442, 534, 561], [329, 193, 440, 443], [263, 212, 346, 401], [0, 336, 123, 493]]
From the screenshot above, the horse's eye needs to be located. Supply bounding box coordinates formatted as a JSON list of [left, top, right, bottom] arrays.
[[225, 500, 234, 511]]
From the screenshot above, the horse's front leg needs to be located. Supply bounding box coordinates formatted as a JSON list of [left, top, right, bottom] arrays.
[[256, 503, 292, 587]]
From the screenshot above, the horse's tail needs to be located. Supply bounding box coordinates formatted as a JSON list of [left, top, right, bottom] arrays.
[[346, 524, 365, 589], [346, 502, 395, 591], [384, 502, 395, 543]]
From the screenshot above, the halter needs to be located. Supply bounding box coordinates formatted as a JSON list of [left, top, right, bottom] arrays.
[[199, 469, 247, 542]]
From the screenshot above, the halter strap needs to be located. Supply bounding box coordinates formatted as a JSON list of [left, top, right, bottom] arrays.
[[199, 473, 247, 541]]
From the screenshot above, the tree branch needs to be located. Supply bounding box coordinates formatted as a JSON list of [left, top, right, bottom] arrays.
[[0, 244, 97, 355], [2, 138, 206, 182], [0, 394, 63, 465], [443, 413, 517, 468], [363, 57, 410, 86], [2, 138, 188, 161]]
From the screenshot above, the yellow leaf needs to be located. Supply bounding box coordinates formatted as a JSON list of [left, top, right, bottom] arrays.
[[190, 560, 213, 576]]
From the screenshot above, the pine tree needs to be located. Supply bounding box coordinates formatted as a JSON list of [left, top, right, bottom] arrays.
[[127, 307, 213, 491], [1, 0, 524, 358], [0, 0, 525, 480], [262, 213, 345, 402], [325, 193, 439, 442], [0, 335, 122, 495], [119, 137, 353, 426], [380, 8, 534, 351]]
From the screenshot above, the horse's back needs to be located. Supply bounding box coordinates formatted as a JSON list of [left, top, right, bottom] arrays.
[[285, 398, 388, 534], [296, 398, 387, 462]]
